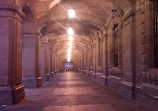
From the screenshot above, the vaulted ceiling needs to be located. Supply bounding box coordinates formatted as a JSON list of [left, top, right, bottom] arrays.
[[17, 0, 133, 63]]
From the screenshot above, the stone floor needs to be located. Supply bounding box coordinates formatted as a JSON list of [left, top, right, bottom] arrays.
[[0, 72, 154, 111]]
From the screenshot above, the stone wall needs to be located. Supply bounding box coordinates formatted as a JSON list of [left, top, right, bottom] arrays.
[[80, 0, 158, 110]]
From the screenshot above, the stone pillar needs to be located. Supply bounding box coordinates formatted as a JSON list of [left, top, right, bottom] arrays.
[[50, 49, 53, 77], [0, 1, 25, 105], [56, 56, 59, 72], [89, 46, 93, 72], [88, 48, 90, 71], [47, 45, 51, 77], [87, 49, 90, 72], [103, 36, 109, 85], [22, 34, 42, 88], [83, 53, 86, 73], [54, 53, 57, 73], [97, 38, 103, 75], [40, 37, 49, 81], [122, 12, 135, 82], [81, 54, 84, 73], [83, 52, 86, 73], [77, 58, 81, 71], [96, 40, 99, 68], [51, 51, 55, 73], [102, 37, 106, 75], [52, 51, 55, 73], [93, 44, 96, 74], [121, 11, 136, 98], [80, 57, 82, 72]]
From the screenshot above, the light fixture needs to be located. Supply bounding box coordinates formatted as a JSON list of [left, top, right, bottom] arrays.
[[67, 27, 74, 36], [68, 8, 75, 18], [69, 36, 74, 41]]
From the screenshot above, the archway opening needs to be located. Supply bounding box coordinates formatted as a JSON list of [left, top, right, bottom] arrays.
[[64, 61, 74, 71]]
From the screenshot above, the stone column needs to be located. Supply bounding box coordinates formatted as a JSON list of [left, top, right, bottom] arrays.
[[87, 48, 90, 72], [83, 53, 85, 73], [121, 11, 136, 98], [122, 12, 135, 82], [47, 45, 51, 78], [22, 34, 42, 88], [88, 48, 90, 71], [54, 53, 57, 73], [50, 50, 54, 76], [90, 46, 93, 72], [96, 40, 99, 68], [93, 44, 96, 74], [50, 48, 53, 77], [103, 36, 109, 85], [40, 37, 49, 81], [102, 37, 106, 75], [52, 51, 56, 73], [78, 58, 81, 72], [0, 1, 25, 105], [77, 58, 81, 71], [56, 56, 63, 72], [56, 56, 59, 72], [81, 54, 84, 73], [79, 57, 82, 72], [83, 52, 86, 73]]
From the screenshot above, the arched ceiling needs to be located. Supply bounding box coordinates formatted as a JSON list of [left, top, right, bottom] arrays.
[[17, 0, 133, 63]]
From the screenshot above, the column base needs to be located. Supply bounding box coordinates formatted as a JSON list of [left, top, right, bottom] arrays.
[[0, 84, 25, 105], [51, 72, 54, 78], [37, 77, 42, 87], [41, 74, 50, 81], [41, 74, 46, 82], [46, 74, 50, 81], [22, 77, 38, 88]]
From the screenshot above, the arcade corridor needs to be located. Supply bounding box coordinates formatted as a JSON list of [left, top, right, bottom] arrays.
[[0, 0, 158, 111], [0, 72, 154, 111]]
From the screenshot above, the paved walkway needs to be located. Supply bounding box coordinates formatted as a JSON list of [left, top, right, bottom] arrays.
[[0, 72, 154, 111]]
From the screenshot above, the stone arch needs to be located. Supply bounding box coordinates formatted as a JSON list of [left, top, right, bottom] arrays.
[[22, 6, 38, 34], [22, 6, 42, 88]]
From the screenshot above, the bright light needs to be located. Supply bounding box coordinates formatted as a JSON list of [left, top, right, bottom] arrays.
[[67, 47, 72, 62], [67, 27, 74, 36], [68, 8, 75, 18], [69, 36, 74, 41], [68, 42, 72, 47], [68, 47, 72, 54]]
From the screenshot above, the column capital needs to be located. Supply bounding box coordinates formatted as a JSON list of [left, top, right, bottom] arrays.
[[102, 35, 107, 41], [48, 45, 53, 52], [87, 45, 91, 51], [92, 42, 96, 46], [0, 2, 25, 22], [41, 37, 48, 44]]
